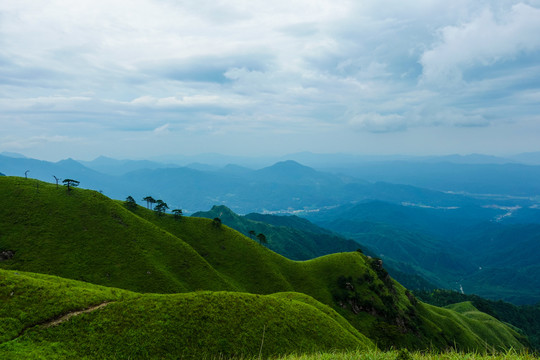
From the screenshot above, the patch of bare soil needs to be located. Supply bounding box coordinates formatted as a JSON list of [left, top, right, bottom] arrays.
[[42, 302, 113, 328]]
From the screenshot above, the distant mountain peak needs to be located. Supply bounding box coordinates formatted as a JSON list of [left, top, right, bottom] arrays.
[[57, 158, 81, 165], [210, 205, 235, 213], [93, 155, 118, 162], [198, 205, 243, 220], [261, 160, 316, 174], [273, 160, 307, 167], [1, 151, 28, 159]]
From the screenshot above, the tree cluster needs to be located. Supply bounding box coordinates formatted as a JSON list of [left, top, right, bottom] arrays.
[[248, 229, 268, 246], [124, 195, 182, 220]]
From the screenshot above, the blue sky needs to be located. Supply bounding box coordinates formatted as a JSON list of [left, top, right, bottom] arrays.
[[1, 0, 540, 161]]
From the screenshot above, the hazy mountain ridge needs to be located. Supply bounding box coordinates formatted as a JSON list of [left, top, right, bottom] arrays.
[[79, 155, 177, 176], [326, 161, 540, 198], [3, 154, 493, 214]]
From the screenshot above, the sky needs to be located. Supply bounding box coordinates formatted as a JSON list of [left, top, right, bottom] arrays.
[[1, 0, 540, 161]]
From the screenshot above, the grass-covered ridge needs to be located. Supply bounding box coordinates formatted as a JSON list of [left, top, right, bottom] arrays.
[[0, 269, 373, 359], [138, 200, 530, 351], [0, 176, 232, 293], [0, 176, 531, 353], [192, 205, 361, 261], [415, 289, 540, 351]]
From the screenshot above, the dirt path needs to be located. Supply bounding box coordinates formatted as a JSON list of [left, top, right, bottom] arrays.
[[2, 302, 115, 345], [42, 301, 113, 328]]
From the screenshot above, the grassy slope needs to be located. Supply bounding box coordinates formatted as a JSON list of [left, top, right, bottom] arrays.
[[415, 302, 526, 352], [0, 176, 232, 293], [140, 210, 528, 351], [0, 177, 529, 353], [415, 289, 540, 351], [192, 205, 361, 261], [196, 206, 439, 293], [0, 269, 373, 359]]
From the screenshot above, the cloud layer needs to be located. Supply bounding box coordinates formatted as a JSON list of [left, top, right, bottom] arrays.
[[1, 0, 540, 160]]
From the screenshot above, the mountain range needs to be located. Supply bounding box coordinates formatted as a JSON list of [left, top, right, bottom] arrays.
[[5, 153, 538, 215], [0, 176, 530, 357]]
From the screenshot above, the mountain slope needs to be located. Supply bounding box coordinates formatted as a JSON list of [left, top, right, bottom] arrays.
[[0, 176, 529, 351], [0, 176, 232, 293], [141, 208, 528, 351], [192, 205, 361, 261], [416, 289, 540, 350], [193, 205, 438, 292]]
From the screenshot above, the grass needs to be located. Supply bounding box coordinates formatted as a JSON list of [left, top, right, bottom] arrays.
[[0, 269, 373, 359], [192, 205, 360, 261], [0, 176, 232, 293], [274, 349, 539, 360], [0, 176, 532, 354], [141, 208, 529, 351]]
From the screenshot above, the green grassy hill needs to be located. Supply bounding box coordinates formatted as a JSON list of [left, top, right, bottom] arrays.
[[0, 176, 232, 293], [0, 176, 530, 354], [140, 202, 529, 351], [0, 269, 373, 359], [192, 205, 438, 292], [192, 205, 361, 261], [415, 289, 540, 351]]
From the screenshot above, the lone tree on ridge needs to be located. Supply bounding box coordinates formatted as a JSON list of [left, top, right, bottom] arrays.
[[172, 209, 183, 220], [124, 196, 137, 211], [53, 175, 61, 188], [62, 179, 80, 192]]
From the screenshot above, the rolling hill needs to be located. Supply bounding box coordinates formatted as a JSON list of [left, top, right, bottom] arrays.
[[0, 269, 373, 359], [193, 205, 438, 292], [192, 205, 361, 261], [0, 176, 530, 354]]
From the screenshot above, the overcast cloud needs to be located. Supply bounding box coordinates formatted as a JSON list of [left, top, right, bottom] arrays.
[[1, 0, 540, 160]]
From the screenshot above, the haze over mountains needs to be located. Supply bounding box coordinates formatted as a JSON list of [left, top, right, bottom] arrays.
[[2, 151, 540, 212]]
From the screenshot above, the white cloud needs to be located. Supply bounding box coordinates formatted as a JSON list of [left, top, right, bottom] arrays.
[[420, 3, 540, 84], [429, 109, 489, 127], [1, 0, 540, 158], [153, 123, 171, 134], [349, 113, 407, 133]]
